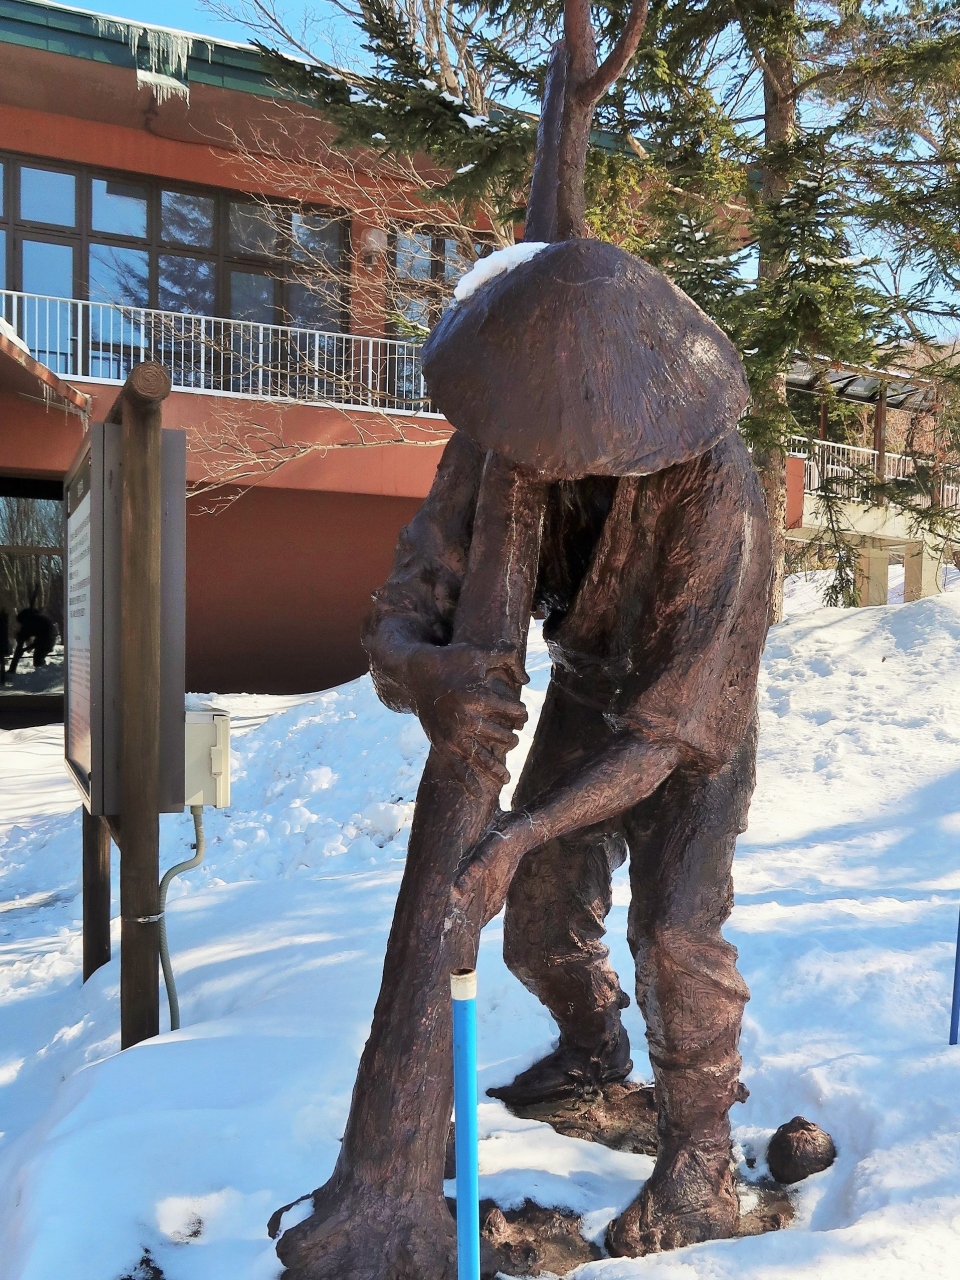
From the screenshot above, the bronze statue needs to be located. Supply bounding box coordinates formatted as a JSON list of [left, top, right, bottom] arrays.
[[381, 241, 772, 1256], [8, 589, 57, 679], [272, 3, 773, 1274]]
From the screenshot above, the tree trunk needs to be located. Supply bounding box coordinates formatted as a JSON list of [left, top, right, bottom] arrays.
[[756, 0, 797, 625], [754, 434, 788, 624], [272, 454, 546, 1280]]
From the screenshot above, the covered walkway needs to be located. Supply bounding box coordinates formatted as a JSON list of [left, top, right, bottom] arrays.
[[785, 359, 953, 604]]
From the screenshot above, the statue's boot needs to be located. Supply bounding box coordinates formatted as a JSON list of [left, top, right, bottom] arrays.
[[606, 1103, 740, 1255], [606, 929, 751, 1256], [488, 1022, 632, 1106]]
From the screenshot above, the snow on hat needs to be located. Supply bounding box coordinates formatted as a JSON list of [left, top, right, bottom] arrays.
[[421, 238, 749, 479]]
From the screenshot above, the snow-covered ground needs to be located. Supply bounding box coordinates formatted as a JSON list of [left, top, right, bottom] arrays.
[[0, 644, 64, 697], [2, 576, 960, 1278]]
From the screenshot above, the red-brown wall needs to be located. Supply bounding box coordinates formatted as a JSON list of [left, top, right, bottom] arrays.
[[69, 382, 448, 498], [185, 486, 420, 693], [786, 454, 805, 530], [0, 49, 454, 693], [0, 391, 85, 477], [0, 386, 436, 694]]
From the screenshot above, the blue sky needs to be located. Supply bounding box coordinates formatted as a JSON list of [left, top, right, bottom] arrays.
[[67, 0, 262, 43], [66, 0, 362, 72]]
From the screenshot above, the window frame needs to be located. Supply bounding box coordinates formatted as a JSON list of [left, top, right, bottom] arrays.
[[389, 230, 470, 334], [18, 234, 79, 300], [0, 152, 351, 331], [17, 162, 79, 232]]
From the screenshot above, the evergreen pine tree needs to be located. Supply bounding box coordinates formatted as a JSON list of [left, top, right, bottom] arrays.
[[251, 0, 960, 611]]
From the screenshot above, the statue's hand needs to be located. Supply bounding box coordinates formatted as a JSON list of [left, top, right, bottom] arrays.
[[407, 642, 528, 796], [452, 809, 543, 927]]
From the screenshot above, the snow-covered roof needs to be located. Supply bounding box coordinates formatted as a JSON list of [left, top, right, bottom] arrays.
[[0, 0, 319, 99], [787, 359, 938, 411], [4, 0, 252, 54]]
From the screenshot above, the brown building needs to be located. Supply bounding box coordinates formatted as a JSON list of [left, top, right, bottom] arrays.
[[0, 0, 454, 700]]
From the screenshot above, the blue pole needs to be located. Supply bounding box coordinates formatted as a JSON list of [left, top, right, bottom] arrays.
[[950, 906, 960, 1046], [451, 968, 480, 1280]]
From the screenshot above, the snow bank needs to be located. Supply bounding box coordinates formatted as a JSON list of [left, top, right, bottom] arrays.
[[0, 646, 65, 698], [454, 242, 549, 303], [2, 588, 960, 1277]]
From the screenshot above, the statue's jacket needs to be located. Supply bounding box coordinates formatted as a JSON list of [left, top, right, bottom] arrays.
[[366, 428, 774, 773]]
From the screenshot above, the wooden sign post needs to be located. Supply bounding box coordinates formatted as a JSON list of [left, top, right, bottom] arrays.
[[112, 363, 169, 1048], [65, 361, 185, 1049], [81, 809, 111, 981]]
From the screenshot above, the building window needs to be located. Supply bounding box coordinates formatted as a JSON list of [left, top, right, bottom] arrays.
[[19, 166, 76, 229], [287, 212, 345, 330], [230, 270, 275, 324], [21, 239, 74, 297], [391, 233, 470, 334], [88, 244, 149, 307], [162, 190, 216, 250], [0, 154, 349, 331], [158, 253, 217, 314], [229, 201, 274, 256], [92, 178, 148, 239]]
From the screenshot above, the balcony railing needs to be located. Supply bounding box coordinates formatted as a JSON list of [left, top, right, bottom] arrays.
[[0, 289, 441, 416], [789, 435, 960, 509]]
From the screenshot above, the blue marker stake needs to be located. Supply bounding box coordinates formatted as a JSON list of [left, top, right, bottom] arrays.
[[950, 906, 960, 1046], [451, 968, 480, 1280]]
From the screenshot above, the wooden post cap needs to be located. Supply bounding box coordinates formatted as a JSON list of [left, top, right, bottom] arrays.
[[125, 362, 172, 406]]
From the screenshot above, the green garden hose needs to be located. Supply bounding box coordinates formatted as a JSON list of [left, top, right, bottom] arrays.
[[158, 804, 205, 1032]]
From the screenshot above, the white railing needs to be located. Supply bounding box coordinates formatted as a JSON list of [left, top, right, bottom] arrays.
[[0, 289, 441, 416], [789, 435, 960, 508]]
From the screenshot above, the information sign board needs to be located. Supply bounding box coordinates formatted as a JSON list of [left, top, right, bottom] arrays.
[[65, 452, 93, 785], [64, 423, 187, 814]]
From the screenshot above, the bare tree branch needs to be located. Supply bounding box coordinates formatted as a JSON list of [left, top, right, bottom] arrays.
[[188, 399, 448, 511], [578, 0, 650, 106]]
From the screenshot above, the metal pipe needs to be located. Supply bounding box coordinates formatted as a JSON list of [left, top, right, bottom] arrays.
[[159, 805, 205, 1032], [950, 905, 960, 1046], [451, 968, 480, 1280]]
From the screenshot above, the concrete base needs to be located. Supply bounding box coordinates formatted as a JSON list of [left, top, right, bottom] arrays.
[[904, 541, 944, 602], [791, 495, 949, 608], [855, 540, 889, 606]]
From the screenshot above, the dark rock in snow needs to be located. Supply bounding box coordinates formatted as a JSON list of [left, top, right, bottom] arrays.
[[767, 1116, 837, 1184]]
